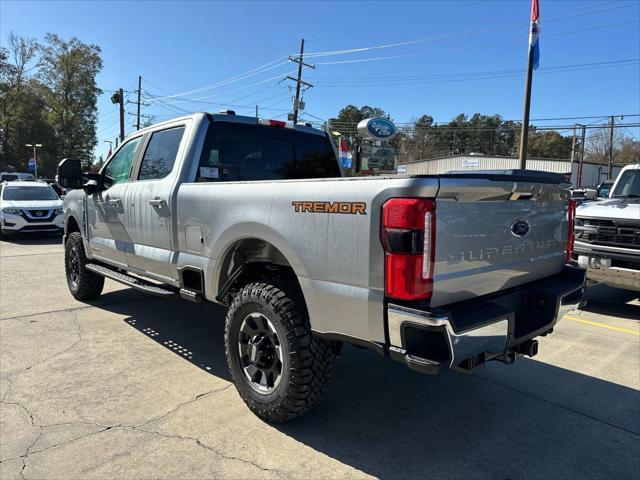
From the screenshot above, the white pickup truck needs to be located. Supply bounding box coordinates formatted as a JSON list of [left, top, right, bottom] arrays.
[[573, 163, 640, 291], [56, 112, 586, 422]]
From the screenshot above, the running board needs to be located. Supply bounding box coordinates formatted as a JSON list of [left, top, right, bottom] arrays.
[[85, 263, 176, 297]]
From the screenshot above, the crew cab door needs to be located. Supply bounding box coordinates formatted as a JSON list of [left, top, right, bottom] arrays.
[[87, 136, 143, 268], [122, 124, 187, 281]]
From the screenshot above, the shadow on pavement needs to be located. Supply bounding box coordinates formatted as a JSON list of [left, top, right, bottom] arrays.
[[98, 294, 639, 478], [580, 284, 639, 321], [101, 296, 232, 381]]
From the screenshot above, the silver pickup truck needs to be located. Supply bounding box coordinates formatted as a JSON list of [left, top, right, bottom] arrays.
[[57, 112, 585, 422]]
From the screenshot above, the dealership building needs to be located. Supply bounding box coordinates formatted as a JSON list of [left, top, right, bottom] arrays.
[[397, 154, 622, 186]]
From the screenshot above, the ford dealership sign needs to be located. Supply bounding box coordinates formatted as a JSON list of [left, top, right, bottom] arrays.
[[357, 117, 397, 140]]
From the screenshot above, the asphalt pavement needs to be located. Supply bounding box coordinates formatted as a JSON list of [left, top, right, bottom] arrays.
[[1, 235, 639, 479]]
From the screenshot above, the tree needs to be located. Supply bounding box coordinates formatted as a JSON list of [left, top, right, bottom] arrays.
[[0, 32, 103, 176], [0, 33, 46, 172], [38, 33, 102, 172], [584, 127, 637, 166]]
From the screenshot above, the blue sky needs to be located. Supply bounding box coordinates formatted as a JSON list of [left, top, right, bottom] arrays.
[[2, 0, 639, 158]]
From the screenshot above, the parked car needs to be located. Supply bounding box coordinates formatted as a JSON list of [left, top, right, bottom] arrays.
[[573, 163, 639, 291], [56, 112, 585, 422], [0, 172, 36, 182], [0, 181, 64, 238]]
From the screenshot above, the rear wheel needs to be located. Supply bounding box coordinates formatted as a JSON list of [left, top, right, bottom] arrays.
[[65, 231, 104, 300], [224, 281, 334, 422]]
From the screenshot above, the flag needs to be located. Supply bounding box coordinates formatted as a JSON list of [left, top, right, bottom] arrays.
[[107, 145, 112, 158], [338, 137, 352, 169], [529, 0, 541, 70]]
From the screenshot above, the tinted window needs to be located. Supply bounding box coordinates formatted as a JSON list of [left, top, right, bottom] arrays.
[[103, 137, 141, 187], [294, 134, 341, 178], [2, 174, 18, 182], [138, 127, 185, 180], [2, 186, 59, 201], [197, 123, 339, 182]]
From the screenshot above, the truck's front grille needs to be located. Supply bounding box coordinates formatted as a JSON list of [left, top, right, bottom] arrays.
[[575, 218, 640, 248]]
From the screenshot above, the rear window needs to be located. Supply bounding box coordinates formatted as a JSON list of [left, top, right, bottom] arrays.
[[1, 174, 18, 182], [196, 123, 340, 182], [2, 185, 59, 201]]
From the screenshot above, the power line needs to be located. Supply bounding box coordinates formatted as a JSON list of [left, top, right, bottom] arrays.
[[310, 59, 639, 86], [301, 1, 634, 59], [314, 18, 639, 66], [147, 58, 290, 102]]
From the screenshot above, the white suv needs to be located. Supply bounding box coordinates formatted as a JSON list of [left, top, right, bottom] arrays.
[[0, 181, 64, 238]]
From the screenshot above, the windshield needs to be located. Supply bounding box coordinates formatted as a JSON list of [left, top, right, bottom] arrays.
[[2, 185, 59, 201], [611, 169, 640, 197]]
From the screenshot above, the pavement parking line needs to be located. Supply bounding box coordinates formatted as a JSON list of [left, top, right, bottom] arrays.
[[564, 315, 640, 337]]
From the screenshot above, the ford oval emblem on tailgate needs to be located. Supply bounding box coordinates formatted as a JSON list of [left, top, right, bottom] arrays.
[[511, 219, 530, 237]]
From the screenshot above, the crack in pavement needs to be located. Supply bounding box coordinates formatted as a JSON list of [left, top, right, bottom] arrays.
[[1, 311, 84, 394], [130, 426, 286, 479], [0, 251, 62, 259], [0, 384, 282, 479]]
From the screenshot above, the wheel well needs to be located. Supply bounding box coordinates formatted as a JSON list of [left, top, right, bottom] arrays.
[[66, 216, 80, 235], [217, 238, 298, 304]]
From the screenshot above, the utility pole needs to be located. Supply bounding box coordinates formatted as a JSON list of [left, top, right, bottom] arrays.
[[608, 115, 614, 179], [569, 125, 577, 166], [111, 89, 125, 141], [577, 124, 586, 188], [518, 0, 540, 170], [287, 39, 315, 124], [136, 76, 142, 131]]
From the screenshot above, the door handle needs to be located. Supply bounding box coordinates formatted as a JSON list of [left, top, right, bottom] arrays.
[[148, 197, 167, 207]]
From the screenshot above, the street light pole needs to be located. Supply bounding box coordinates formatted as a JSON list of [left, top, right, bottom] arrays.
[[25, 143, 43, 179]]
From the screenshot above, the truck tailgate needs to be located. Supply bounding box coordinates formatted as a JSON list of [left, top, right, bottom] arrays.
[[430, 174, 570, 307]]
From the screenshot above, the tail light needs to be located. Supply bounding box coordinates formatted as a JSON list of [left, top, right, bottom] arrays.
[[381, 198, 436, 301], [566, 198, 576, 263]]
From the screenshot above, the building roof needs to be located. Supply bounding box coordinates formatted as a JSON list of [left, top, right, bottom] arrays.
[[399, 153, 625, 168]]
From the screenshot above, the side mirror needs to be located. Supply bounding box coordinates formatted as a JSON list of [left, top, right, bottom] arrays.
[[584, 188, 598, 201], [82, 179, 100, 195], [56, 158, 82, 189]]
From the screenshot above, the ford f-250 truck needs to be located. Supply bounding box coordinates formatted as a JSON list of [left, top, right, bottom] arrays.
[[56, 112, 585, 422], [573, 163, 639, 291]]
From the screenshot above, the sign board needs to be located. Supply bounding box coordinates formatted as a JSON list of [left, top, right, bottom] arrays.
[[28, 158, 36, 172], [362, 144, 397, 171], [357, 118, 397, 141], [397, 164, 407, 174], [462, 158, 480, 169]]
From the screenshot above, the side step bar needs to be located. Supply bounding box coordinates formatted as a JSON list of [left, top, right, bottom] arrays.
[[85, 263, 176, 297]]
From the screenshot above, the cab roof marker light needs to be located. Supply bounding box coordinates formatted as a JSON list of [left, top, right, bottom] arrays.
[[258, 119, 287, 128]]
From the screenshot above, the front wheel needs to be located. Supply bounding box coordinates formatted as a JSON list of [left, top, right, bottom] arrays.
[[65, 231, 104, 300], [224, 282, 334, 422]]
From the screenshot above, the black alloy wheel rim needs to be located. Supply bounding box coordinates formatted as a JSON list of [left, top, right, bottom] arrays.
[[68, 246, 80, 287], [238, 312, 283, 393]]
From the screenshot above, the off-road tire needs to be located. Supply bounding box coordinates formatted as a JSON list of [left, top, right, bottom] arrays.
[[65, 231, 104, 300], [224, 281, 334, 422]]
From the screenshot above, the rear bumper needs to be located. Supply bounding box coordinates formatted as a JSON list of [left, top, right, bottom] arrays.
[[387, 265, 586, 374]]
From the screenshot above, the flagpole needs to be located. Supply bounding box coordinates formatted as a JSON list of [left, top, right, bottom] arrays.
[[518, 45, 535, 170]]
